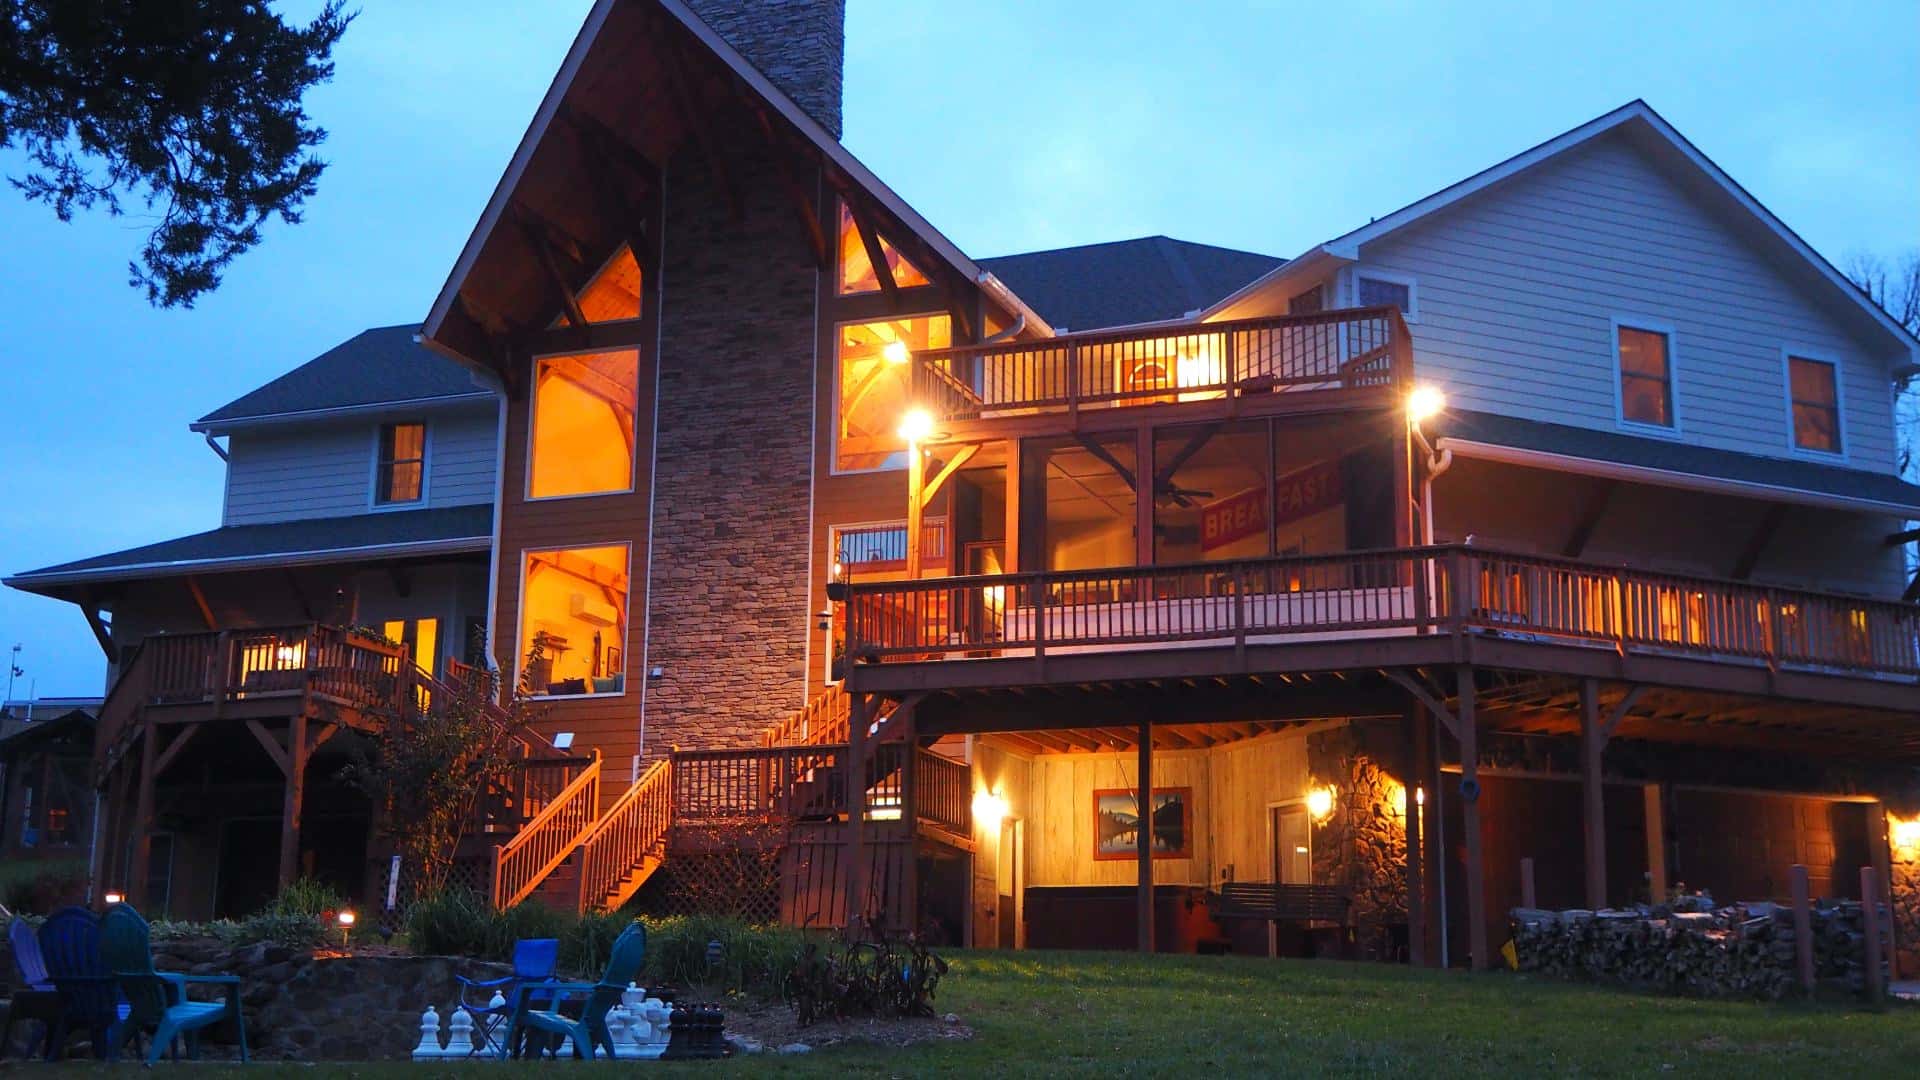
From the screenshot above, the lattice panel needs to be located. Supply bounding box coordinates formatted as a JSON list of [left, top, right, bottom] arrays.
[[633, 825, 784, 924]]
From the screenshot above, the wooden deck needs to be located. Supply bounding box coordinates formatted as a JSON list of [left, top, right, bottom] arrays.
[[842, 545, 1920, 712], [909, 306, 1411, 440]]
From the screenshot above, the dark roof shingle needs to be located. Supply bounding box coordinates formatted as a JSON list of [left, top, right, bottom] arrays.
[[980, 236, 1283, 332], [5, 504, 492, 588], [1435, 409, 1920, 513], [196, 325, 484, 427]]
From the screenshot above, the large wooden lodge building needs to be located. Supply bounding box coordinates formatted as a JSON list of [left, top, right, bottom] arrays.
[[10, 0, 1920, 971]]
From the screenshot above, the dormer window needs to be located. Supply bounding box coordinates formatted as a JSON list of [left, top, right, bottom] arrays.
[[375, 422, 426, 504]]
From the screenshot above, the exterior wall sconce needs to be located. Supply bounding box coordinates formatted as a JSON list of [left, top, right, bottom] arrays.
[[1306, 785, 1336, 822], [1407, 384, 1446, 425], [972, 788, 1008, 829], [1893, 816, 1920, 857]]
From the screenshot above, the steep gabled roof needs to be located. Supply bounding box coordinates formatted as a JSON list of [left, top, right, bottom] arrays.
[[1206, 101, 1920, 373], [195, 325, 489, 432], [980, 236, 1282, 332]]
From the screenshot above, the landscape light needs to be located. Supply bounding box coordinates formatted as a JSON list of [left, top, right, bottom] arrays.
[[104, 891, 125, 906]]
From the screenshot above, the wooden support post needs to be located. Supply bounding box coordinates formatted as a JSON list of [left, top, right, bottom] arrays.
[[1871, 802, 1897, 978], [1424, 704, 1447, 967], [1520, 857, 1537, 909], [1456, 665, 1487, 970], [1137, 719, 1154, 954], [1002, 439, 1023, 573], [1643, 784, 1668, 903], [1579, 678, 1607, 910], [129, 716, 157, 907], [847, 693, 871, 932], [905, 441, 926, 580], [1790, 864, 1816, 995], [278, 711, 309, 892], [1862, 865, 1887, 1006], [901, 710, 919, 939], [1135, 426, 1155, 568], [1403, 705, 1426, 967]]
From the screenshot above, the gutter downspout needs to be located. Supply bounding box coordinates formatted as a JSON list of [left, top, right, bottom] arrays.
[[202, 433, 229, 462], [476, 367, 510, 674], [981, 313, 1025, 345]]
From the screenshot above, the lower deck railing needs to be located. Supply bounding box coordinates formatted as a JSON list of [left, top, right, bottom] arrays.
[[843, 546, 1920, 679]]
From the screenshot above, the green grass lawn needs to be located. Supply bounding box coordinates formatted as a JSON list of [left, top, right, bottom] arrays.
[[15, 950, 1920, 1077]]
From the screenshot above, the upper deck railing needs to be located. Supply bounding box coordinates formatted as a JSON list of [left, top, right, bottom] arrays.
[[910, 306, 1411, 426], [843, 546, 1920, 681]]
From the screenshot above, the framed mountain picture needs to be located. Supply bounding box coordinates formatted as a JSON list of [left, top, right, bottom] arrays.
[[1092, 787, 1192, 860]]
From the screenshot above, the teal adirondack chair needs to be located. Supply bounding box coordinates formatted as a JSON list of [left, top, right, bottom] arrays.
[[504, 921, 646, 1060], [100, 904, 249, 1065]]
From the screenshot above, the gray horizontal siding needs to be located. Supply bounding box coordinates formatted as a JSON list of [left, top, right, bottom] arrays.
[[1355, 130, 1901, 473], [223, 405, 498, 525]]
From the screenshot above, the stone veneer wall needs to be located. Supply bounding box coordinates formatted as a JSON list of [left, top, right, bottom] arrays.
[[1307, 721, 1409, 961], [686, 0, 845, 138], [640, 124, 818, 752]]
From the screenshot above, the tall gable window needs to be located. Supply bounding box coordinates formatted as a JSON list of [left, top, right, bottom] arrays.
[[837, 202, 929, 295], [529, 350, 638, 498], [1787, 355, 1841, 454], [835, 315, 951, 471], [1615, 324, 1674, 429], [375, 422, 426, 505]]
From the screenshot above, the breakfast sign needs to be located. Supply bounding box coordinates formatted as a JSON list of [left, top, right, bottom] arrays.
[[1200, 459, 1344, 552]]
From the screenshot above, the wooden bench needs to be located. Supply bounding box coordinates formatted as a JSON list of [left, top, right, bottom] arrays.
[[1210, 883, 1352, 957]]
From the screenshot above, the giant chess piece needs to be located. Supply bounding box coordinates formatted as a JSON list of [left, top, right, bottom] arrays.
[[444, 1004, 475, 1058], [411, 1005, 443, 1060]]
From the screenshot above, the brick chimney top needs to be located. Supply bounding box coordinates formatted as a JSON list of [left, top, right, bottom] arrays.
[[685, 0, 845, 139]]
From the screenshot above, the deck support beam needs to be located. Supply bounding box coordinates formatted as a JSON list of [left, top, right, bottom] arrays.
[[1580, 678, 1608, 910], [279, 710, 309, 892], [905, 442, 926, 580], [1136, 717, 1154, 954], [1456, 665, 1487, 970], [1404, 703, 1427, 967], [1643, 783, 1668, 901], [901, 707, 919, 939], [847, 692, 873, 932], [129, 714, 158, 908]]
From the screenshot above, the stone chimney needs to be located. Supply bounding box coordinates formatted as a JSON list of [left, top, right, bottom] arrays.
[[685, 0, 845, 139]]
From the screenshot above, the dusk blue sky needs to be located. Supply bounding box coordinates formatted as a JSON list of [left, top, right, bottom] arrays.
[[2, 0, 1916, 698]]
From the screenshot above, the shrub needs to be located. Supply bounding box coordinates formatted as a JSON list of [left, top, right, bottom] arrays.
[[405, 886, 497, 958], [235, 910, 331, 949], [0, 858, 89, 914], [266, 876, 345, 919], [786, 935, 950, 1026], [641, 915, 808, 998], [562, 909, 634, 979]]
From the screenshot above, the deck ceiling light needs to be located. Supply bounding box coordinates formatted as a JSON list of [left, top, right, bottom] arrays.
[[882, 340, 911, 365], [1407, 384, 1446, 424], [897, 407, 935, 444]]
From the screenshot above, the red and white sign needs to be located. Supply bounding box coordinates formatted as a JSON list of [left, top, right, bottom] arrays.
[[1200, 460, 1344, 552]]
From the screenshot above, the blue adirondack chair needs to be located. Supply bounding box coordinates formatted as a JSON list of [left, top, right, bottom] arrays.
[[458, 937, 559, 1058], [2, 916, 62, 1059], [35, 906, 125, 1061], [100, 903, 248, 1065], [504, 922, 646, 1060]]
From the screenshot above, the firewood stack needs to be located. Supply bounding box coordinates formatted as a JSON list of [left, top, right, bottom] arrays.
[[1509, 897, 1891, 1000]]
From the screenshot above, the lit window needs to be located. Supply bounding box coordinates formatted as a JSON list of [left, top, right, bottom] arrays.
[[1617, 326, 1673, 428], [529, 350, 638, 498], [557, 245, 642, 325], [836, 315, 950, 471], [837, 202, 929, 295], [375, 423, 426, 504], [1356, 275, 1413, 315], [1788, 356, 1841, 453], [519, 544, 630, 697]]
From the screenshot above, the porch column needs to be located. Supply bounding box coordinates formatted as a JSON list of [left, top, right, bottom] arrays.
[[1579, 679, 1607, 910], [1457, 665, 1488, 970], [1643, 784, 1668, 902], [846, 693, 871, 932], [1134, 426, 1154, 568], [901, 707, 919, 938], [1002, 438, 1023, 572], [1424, 704, 1447, 967], [1137, 719, 1154, 954], [1404, 704, 1426, 967], [129, 714, 157, 907], [279, 710, 309, 892], [905, 440, 926, 579]]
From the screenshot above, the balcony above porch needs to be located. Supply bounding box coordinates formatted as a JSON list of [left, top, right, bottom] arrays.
[[842, 545, 1920, 723], [909, 306, 1412, 441]]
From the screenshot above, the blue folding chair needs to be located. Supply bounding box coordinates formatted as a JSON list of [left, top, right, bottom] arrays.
[[35, 907, 126, 1061], [101, 903, 248, 1064], [3, 916, 62, 1059], [458, 937, 559, 1058], [505, 922, 646, 1060]]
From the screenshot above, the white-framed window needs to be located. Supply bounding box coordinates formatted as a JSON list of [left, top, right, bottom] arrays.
[[1287, 283, 1325, 316], [526, 349, 639, 500], [1783, 351, 1844, 457], [516, 542, 632, 698], [1354, 271, 1417, 321], [1611, 318, 1679, 434], [373, 421, 427, 506]]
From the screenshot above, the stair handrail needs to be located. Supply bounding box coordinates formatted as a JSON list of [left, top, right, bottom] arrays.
[[491, 752, 601, 909], [93, 641, 154, 781], [761, 685, 851, 747], [401, 662, 568, 760], [574, 758, 673, 912]]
